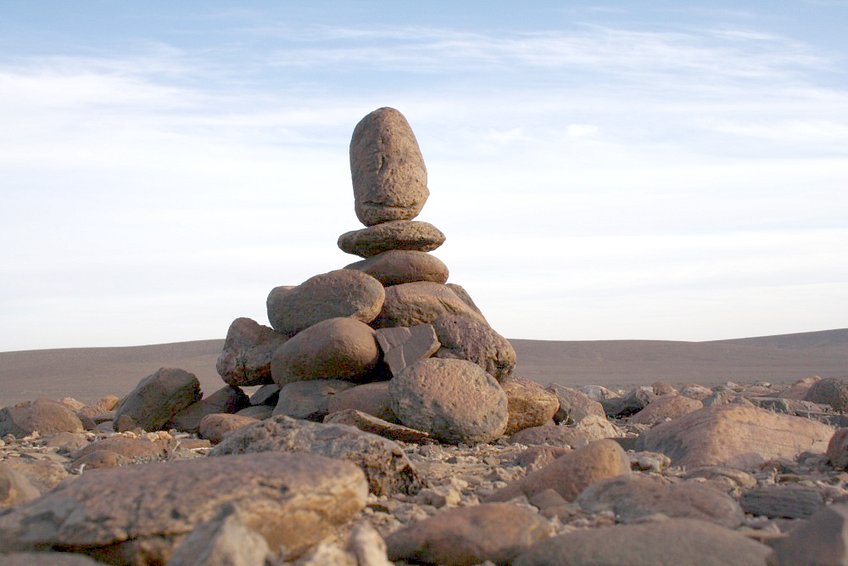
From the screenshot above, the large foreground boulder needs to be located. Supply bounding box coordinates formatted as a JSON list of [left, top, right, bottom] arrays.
[[0, 452, 368, 563], [210, 415, 424, 496], [266, 270, 385, 337], [114, 368, 201, 432], [635, 405, 834, 469], [390, 358, 508, 444], [350, 107, 429, 226]]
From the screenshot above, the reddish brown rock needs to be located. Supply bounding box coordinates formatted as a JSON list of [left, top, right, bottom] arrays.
[[373, 282, 487, 329], [503, 378, 559, 435], [0, 399, 83, 437], [327, 381, 398, 423], [113, 368, 201, 432], [513, 519, 771, 566], [390, 358, 508, 445], [488, 439, 630, 503], [350, 107, 429, 226], [629, 394, 703, 426], [432, 314, 516, 382], [385, 503, 551, 566], [0, 452, 368, 563], [346, 250, 449, 286], [198, 413, 258, 444], [216, 317, 288, 387], [166, 385, 250, 433], [266, 270, 385, 337], [271, 317, 380, 386], [338, 220, 445, 257], [636, 405, 834, 469], [376, 324, 440, 377]]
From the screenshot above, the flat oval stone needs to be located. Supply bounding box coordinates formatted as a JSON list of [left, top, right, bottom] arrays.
[[345, 250, 449, 286], [266, 270, 385, 337], [389, 358, 508, 444], [350, 107, 429, 226], [270, 318, 380, 386], [338, 220, 445, 257]]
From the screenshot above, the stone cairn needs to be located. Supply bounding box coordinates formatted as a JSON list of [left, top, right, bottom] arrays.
[[214, 107, 518, 445]]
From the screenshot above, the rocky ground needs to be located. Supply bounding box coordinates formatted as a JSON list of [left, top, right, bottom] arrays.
[[2, 375, 848, 565], [3, 109, 847, 565]]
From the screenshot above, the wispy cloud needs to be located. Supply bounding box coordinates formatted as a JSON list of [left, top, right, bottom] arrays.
[[0, 15, 846, 348]]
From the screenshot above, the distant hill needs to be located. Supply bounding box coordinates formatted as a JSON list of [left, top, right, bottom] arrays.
[[1, 329, 845, 406]]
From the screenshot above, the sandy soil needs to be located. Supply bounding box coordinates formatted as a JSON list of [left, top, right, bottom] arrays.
[[0, 328, 845, 407]]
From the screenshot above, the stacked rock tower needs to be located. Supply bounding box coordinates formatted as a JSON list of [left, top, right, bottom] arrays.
[[217, 107, 517, 444]]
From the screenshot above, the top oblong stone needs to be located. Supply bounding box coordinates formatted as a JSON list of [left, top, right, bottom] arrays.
[[350, 107, 429, 226]]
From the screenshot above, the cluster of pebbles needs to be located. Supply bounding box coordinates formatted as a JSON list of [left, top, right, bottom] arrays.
[[1, 109, 848, 565]]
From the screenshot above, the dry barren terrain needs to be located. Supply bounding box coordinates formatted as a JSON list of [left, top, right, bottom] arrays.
[[1, 329, 845, 406]]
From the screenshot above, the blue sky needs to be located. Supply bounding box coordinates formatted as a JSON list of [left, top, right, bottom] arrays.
[[1, 1, 846, 350]]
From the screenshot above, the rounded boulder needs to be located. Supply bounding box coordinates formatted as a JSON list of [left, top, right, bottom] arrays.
[[271, 318, 381, 386], [389, 358, 508, 444], [350, 107, 429, 226], [266, 270, 385, 337]]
